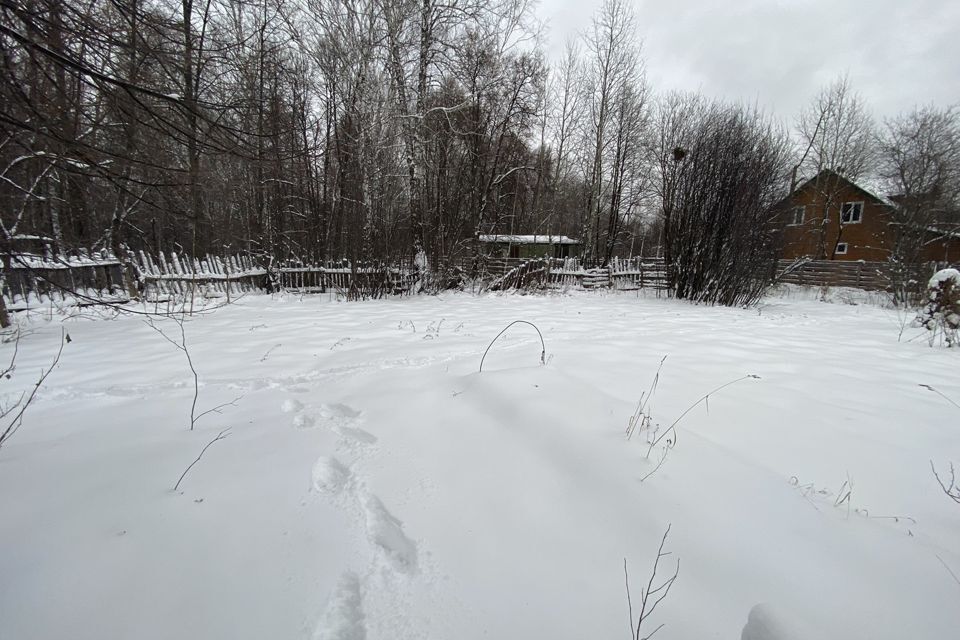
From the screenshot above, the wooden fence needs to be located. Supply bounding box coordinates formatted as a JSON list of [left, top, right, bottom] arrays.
[[0, 250, 422, 311], [278, 260, 417, 295], [773, 259, 946, 292], [3, 252, 130, 310], [131, 252, 268, 301], [2, 248, 951, 313], [488, 257, 668, 291]]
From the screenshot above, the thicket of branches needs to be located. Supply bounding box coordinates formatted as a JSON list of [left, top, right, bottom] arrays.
[[655, 97, 791, 305], [0, 0, 656, 269]]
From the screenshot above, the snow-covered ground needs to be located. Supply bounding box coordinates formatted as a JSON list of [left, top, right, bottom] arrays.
[[1, 288, 958, 639]]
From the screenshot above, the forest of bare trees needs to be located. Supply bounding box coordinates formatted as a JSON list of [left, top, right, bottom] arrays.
[[0, 0, 653, 269], [1, 0, 957, 297]]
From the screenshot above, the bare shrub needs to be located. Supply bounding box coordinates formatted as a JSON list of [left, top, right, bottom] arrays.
[[915, 269, 960, 347], [655, 95, 791, 306]]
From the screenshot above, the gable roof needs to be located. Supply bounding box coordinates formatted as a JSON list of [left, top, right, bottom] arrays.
[[775, 169, 897, 210]]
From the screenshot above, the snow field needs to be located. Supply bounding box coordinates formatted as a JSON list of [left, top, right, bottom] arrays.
[[0, 288, 958, 639]]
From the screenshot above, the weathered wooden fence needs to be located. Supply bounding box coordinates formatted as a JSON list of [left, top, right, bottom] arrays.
[[3, 248, 951, 313], [131, 252, 268, 301], [0, 250, 422, 311], [278, 260, 417, 295], [773, 259, 948, 291], [3, 252, 130, 310], [488, 257, 668, 292]]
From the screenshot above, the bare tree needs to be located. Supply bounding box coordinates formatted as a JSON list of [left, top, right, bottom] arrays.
[[878, 105, 960, 301], [795, 76, 877, 259], [581, 0, 647, 263]]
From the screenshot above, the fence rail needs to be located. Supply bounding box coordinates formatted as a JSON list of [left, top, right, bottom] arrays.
[[487, 257, 668, 292], [1, 250, 423, 311], [2, 249, 952, 313], [773, 259, 949, 292]]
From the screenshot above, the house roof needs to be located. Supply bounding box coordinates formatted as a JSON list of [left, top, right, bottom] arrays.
[[478, 234, 580, 245], [775, 169, 898, 210]]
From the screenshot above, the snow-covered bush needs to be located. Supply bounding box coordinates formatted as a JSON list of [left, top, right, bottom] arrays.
[[915, 268, 960, 346]]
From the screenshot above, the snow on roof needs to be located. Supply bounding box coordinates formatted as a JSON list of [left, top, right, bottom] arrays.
[[784, 170, 899, 209], [478, 234, 580, 245], [851, 176, 897, 208]]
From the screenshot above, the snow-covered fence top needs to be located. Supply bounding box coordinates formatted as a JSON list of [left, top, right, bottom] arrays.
[[1, 250, 420, 311], [2, 251, 130, 310], [486, 256, 667, 291], [130, 252, 267, 300]]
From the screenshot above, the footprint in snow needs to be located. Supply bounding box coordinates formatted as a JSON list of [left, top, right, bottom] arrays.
[[362, 494, 418, 574], [335, 426, 377, 445], [320, 403, 362, 420], [281, 398, 304, 413], [311, 457, 351, 494], [293, 413, 318, 429], [313, 572, 366, 640]]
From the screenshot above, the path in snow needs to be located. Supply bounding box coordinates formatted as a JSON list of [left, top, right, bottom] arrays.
[[291, 399, 426, 640]]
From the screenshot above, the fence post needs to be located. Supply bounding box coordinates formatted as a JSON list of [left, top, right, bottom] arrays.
[[121, 250, 141, 302], [223, 254, 231, 304]]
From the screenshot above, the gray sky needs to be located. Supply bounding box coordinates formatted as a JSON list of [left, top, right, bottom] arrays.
[[539, 0, 960, 123]]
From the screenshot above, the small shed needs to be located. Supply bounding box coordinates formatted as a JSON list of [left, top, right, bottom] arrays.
[[478, 234, 581, 259]]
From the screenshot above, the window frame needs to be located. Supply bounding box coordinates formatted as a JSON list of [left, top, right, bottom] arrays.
[[787, 205, 805, 226], [840, 201, 864, 224], [835, 242, 849, 255]]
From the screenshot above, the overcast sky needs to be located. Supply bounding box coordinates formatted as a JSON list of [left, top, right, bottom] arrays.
[[539, 0, 960, 123]]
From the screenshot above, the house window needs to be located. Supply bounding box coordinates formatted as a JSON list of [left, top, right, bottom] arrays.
[[787, 206, 804, 226], [840, 201, 863, 224], [835, 242, 849, 255]]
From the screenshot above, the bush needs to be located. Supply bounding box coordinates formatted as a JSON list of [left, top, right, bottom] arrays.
[[916, 268, 960, 346]]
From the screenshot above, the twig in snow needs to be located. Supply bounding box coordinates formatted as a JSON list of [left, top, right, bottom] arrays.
[[174, 428, 231, 492], [0, 328, 66, 450], [936, 554, 960, 589], [647, 374, 761, 454], [639, 447, 670, 483], [834, 472, 854, 518], [627, 356, 667, 441], [146, 315, 200, 430], [931, 461, 960, 505], [146, 316, 239, 431], [193, 395, 244, 423], [260, 343, 281, 362], [625, 524, 679, 640], [479, 320, 546, 373], [919, 384, 960, 410]]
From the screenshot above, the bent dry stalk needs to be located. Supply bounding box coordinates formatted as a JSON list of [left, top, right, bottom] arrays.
[[479, 320, 546, 373]]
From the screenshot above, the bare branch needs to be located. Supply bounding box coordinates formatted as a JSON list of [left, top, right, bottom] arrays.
[[626, 524, 680, 640], [173, 428, 231, 492], [0, 328, 66, 450]]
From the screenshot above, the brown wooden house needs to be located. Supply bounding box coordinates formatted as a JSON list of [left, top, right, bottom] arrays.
[[771, 170, 960, 263]]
